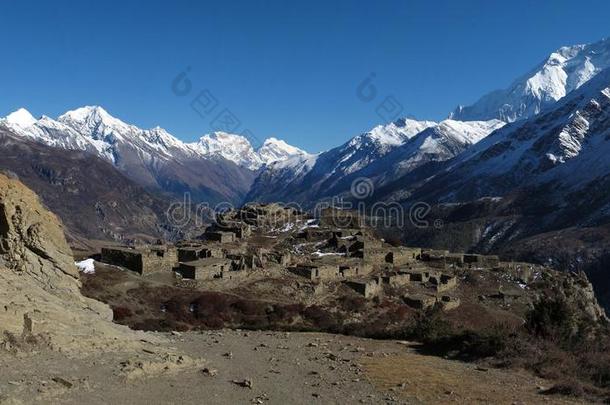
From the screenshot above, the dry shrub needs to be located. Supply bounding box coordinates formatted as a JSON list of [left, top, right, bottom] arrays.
[[302, 305, 339, 331], [112, 306, 132, 321]]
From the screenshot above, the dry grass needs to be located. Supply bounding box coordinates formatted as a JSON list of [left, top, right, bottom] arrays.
[[362, 350, 589, 405]]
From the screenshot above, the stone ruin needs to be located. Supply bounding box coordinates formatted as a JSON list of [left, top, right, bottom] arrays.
[[421, 250, 500, 269], [101, 245, 177, 275], [217, 203, 306, 229], [176, 258, 235, 281], [99, 204, 279, 285], [318, 207, 363, 229], [96, 203, 523, 315]]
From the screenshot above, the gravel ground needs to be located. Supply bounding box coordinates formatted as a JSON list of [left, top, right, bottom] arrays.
[[0, 330, 584, 405]]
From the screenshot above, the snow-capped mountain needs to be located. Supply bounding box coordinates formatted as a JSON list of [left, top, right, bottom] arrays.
[[0, 106, 252, 203], [2, 108, 103, 155], [374, 67, 610, 293], [257, 137, 308, 166], [246, 118, 435, 203], [189, 132, 261, 170], [189, 133, 306, 170], [1, 106, 306, 170], [245, 118, 502, 205], [0, 106, 307, 204], [384, 67, 610, 215], [4, 108, 37, 128], [358, 119, 505, 184], [451, 37, 610, 122], [56, 106, 195, 162]]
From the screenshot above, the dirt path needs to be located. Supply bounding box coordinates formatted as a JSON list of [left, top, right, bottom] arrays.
[[0, 331, 584, 404]]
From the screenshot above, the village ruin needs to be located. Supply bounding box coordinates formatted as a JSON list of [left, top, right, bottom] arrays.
[[98, 203, 535, 312]]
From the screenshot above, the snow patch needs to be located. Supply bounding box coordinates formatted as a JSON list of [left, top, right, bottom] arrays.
[[76, 258, 95, 274]]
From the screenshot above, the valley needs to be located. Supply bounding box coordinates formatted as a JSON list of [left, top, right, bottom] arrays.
[[2, 24, 610, 404]]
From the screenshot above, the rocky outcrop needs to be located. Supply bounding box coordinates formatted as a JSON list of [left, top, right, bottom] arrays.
[[0, 171, 80, 292], [0, 173, 161, 354], [558, 271, 608, 324]]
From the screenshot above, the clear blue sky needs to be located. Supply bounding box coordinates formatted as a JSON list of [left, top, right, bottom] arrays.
[[1, 0, 609, 152]]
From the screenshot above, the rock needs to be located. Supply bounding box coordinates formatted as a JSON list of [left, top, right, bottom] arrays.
[[51, 377, 73, 389], [251, 393, 269, 403], [201, 367, 218, 377], [325, 352, 338, 361], [232, 379, 253, 389], [0, 173, 163, 355]]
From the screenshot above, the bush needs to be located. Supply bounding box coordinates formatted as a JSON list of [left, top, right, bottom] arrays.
[[303, 305, 339, 331], [112, 306, 133, 321], [407, 309, 454, 342], [525, 297, 579, 347]]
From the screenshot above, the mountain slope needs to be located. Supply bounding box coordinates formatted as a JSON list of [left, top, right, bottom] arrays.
[[246, 118, 502, 205], [188, 133, 307, 170], [452, 37, 610, 122], [372, 68, 610, 309], [1, 106, 261, 204], [403, 67, 610, 206], [0, 127, 197, 243]]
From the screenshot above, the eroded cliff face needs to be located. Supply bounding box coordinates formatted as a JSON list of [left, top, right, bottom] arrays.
[[0, 172, 158, 354], [0, 171, 80, 292]]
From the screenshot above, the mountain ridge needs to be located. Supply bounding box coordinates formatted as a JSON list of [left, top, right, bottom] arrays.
[[451, 37, 610, 122]]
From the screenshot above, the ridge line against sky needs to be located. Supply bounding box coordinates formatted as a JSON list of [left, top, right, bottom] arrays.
[[1, 0, 609, 152]]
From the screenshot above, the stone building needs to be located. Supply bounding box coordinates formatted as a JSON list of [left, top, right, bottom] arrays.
[[290, 264, 339, 280], [338, 261, 373, 278], [381, 272, 411, 287], [318, 207, 363, 229], [177, 245, 225, 262], [437, 274, 458, 292], [101, 246, 177, 275], [463, 254, 500, 268], [407, 269, 439, 283], [361, 247, 390, 264], [385, 247, 421, 266], [267, 251, 292, 266], [225, 223, 252, 239], [444, 253, 465, 267], [176, 258, 233, 280], [219, 203, 305, 229], [205, 231, 236, 244], [439, 295, 461, 311], [177, 246, 204, 262], [403, 293, 437, 310], [344, 278, 381, 299], [226, 252, 264, 271]]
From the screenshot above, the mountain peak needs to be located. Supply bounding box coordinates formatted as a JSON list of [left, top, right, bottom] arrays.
[[191, 132, 261, 170], [4, 108, 37, 128], [258, 137, 307, 165], [451, 37, 610, 122], [354, 118, 437, 148], [59, 105, 108, 120], [58, 105, 134, 136], [190, 132, 307, 170]]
